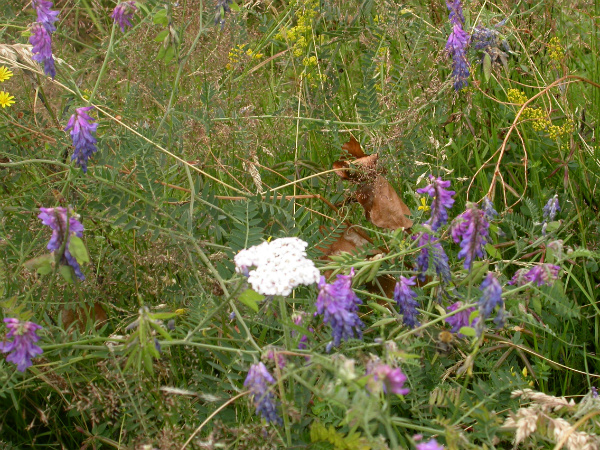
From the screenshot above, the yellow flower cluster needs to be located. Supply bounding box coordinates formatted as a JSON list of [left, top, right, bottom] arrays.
[[0, 66, 15, 108], [548, 120, 574, 140], [507, 88, 528, 105], [275, 0, 318, 57], [226, 44, 264, 71], [521, 107, 551, 131], [547, 37, 564, 61]]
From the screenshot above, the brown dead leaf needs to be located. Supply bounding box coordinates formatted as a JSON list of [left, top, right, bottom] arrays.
[[356, 175, 413, 230], [332, 154, 379, 181], [62, 302, 108, 332], [341, 136, 366, 158]]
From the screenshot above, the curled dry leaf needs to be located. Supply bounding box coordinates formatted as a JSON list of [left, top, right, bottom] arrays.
[[317, 225, 372, 258], [356, 175, 413, 230], [333, 154, 379, 181]]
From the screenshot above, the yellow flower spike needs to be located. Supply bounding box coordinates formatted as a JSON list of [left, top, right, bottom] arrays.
[[0, 91, 15, 108], [418, 197, 430, 212], [175, 308, 187, 315], [0, 66, 13, 83]]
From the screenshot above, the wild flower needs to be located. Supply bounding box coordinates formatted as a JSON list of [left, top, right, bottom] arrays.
[[414, 231, 451, 283], [509, 264, 560, 287], [451, 204, 489, 270], [0, 318, 43, 372], [445, 302, 476, 334], [446, 24, 470, 90], [543, 195, 560, 221], [244, 362, 282, 424], [366, 359, 410, 395], [315, 269, 363, 347], [29, 22, 56, 78], [234, 237, 320, 297], [446, 0, 464, 26], [111, 1, 137, 32], [215, 0, 233, 29], [416, 175, 455, 231], [0, 66, 13, 82], [0, 91, 15, 108], [38, 207, 85, 280], [478, 272, 504, 327], [31, 0, 59, 33], [482, 196, 498, 220], [471, 26, 499, 51], [394, 276, 420, 328], [416, 438, 445, 450], [65, 106, 99, 173]]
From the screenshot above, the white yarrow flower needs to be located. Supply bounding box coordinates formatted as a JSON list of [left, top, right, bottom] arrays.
[[234, 237, 320, 296]]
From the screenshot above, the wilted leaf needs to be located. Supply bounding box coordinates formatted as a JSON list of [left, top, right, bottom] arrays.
[[333, 154, 379, 181], [356, 175, 413, 230], [341, 136, 366, 158], [62, 302, 108, 331], [317, 225, 372, 257]]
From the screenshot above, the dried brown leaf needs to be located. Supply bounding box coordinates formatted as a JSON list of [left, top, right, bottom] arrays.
[[356, 175, 413, 230]]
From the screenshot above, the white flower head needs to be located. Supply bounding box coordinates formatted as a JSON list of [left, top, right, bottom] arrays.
[[234, 237, 320, 296]]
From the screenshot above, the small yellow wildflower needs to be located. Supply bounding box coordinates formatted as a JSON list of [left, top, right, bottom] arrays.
[[547, 37, 564, 61], [0, 66, 13, 83], [418, 197, 430, 212], [0, 91, 15, 108], [507, 88, 528, 105]]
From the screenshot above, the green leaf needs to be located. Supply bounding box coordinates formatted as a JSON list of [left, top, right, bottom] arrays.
[[24, 254, 54, 275], [164, 45, 176, 64], [238, 288, 263, 312], [153, 8, 168, 25], [485, 243, 501, 260], [230, 1, 241, 11], [459, 326, 476, 337], [367, 302, 392, 315], [69, 236, 90, 265], [371, 317, 396, 328], [154, 29, 169, 42], [59, 265, 74, 284], [483, 52, 491, 82]]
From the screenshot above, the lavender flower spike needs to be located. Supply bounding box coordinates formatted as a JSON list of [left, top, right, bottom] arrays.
[[0, 318, 43, 372], [38, 207, 85, 280], [478, 272, 504, 327], [451, 204, 490, 271], [65, 106, 99, 172], [316, 269, 364, 346], [416, 175, 455, 231], [415, 232, 451, 284], [416, 439, 445, 450], [446, 24, 470, 90], [244, 362, 281, 424], [543, 195, 560, 221], [446, 0, 464, 26], [509, 264, 560, 287], [394, 276, 420, 328], [445, 301, 476, 334], [32, 0, 59, 33], [367, 360, 410, 395], [111, 1, 137, 32], [29, 23, 56, 79]]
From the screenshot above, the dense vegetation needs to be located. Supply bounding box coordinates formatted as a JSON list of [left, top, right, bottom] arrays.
[[1, 0, 599, 448]]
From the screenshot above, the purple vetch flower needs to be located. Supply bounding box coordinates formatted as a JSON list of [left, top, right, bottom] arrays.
[[366, 361, 410, 395], [416, 438, 445, 450], [244, 362, 281, 424], [29, 23, 56, 79], [31, 0, 59, 33], [38, 207, 85, 280], [446, 0, 464, 26], [414, 232, 451, 284], [482, 196, 498, 220], [446, 24, 470, 90], [215, 0, 233, 29], [592, 387, 598, 398], [315, 269, 364, 347], [509, 264, 560, 287], [0, 318, 43, 372], [394, 276, 420, 328], [416, 175, 455, 231], [445, 302, 477, 334], [478, 273, 504, 328], [543, 195, 560, 221], [111, 1, 137, 32], [65, 106, 99, 172], [451, 205, 490, 270]]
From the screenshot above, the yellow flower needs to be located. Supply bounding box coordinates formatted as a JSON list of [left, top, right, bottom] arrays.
[[0, 91, 15, 108], [0, 66, 13, 83], [418, 197, 430, 212]]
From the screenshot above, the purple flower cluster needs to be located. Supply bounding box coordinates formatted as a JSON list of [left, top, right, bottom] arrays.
[[315, 270, 364, 347], [394, 276, 420, 328], [38, 207, 85, 280], [478, 273, 504, 328], [416, 439, 445, 450], [244, 362, 281, 424], [414, 232, 451, 284], [482, 196, 498, 220], [445, 1, 469, 90], [543, 195, 560, 221], [65, 106, 99, 172], [0, 318, 43, 372], [416, 176, 455, 231], [29, 0, 59, 78], [367, 361, 410, 395], [111, 1, 137, 32], [509, 264, 560, 287], [451, 204, 489, 270], [445, 302, 477, 334]]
